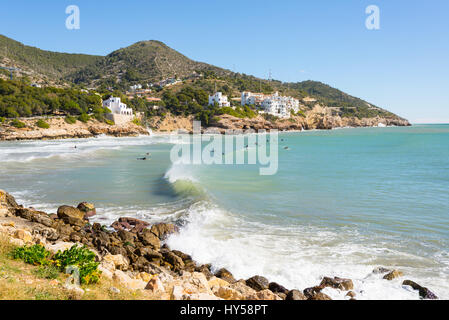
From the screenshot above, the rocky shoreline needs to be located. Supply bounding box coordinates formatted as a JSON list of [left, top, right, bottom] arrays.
[[0, 189, 437, 300], [0, 105, 410, 141], [0, 117, 149, 141]]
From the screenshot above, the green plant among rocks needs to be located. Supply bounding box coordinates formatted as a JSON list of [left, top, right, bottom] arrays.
[[77, 113, 90, 123], [53, 244, 101, 285], [64, 115, 77, 124], [132, 117, 142, 126], [12, 244, 101, 285], [36, 119, 50, 129], [11, 244, 51, 266], [10, 119, 26, 128]]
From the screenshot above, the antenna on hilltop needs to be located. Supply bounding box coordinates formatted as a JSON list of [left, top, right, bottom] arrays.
[[268, 69, 272, 81]]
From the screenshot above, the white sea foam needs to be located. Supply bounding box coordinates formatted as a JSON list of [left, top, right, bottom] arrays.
[[166, 200, 449, 300], [0, 134, 188, 164], [164, 163, 198, 184]]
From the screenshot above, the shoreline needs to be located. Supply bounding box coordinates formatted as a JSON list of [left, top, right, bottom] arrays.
[[0, 113, 411, 142], [0, 189, 438, 300]]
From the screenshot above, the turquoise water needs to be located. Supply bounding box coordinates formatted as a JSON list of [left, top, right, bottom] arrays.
[[1, 125, 448, 299]]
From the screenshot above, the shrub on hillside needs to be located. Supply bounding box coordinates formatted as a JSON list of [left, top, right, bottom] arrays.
[[78, 113, 90, 123], [132, 117, 142, 126], [64, 115, 77, 124], [36, 119, 50, 129], [10, 119, 26, 128]]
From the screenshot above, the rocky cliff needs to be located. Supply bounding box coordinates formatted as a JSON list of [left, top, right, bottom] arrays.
[[147, 105, 410, 134], [0, 117, 148, 141]]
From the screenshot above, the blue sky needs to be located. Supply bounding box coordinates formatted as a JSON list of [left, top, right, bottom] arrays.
[[0, 0, 448, 123]]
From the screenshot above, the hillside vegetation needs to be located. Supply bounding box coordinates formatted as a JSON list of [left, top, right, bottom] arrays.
[[0, 34, 406, 122], [0, 35, 100, 83]]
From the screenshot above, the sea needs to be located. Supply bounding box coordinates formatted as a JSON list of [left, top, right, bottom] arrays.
[[1, 124, 448, 300]]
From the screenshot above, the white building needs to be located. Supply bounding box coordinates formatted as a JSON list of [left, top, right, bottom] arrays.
[[208, 92, 231, 107], [241, 92, 269, 106], [261, 93, 300, 118], [103, 97, 133, 115], [130, 84, 142, 92]]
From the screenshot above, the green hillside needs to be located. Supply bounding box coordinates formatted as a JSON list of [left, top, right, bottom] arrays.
[[0, 35, 101, 82], [0, 34, 407, 122], [67, 40, 232, 88]]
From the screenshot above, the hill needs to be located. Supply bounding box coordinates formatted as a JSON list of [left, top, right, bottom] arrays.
[[0, 35, 101, 84], [68, 40, 232, 88], [0, 34, 408, 123]]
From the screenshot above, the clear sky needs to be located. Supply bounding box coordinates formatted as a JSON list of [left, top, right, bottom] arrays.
[[0, 0, 448, 123]]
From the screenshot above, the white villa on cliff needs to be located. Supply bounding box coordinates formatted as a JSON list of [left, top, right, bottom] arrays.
[[103, 97, 133, 115], [242, 91, 300, 118], [208, 92, 231, 107]]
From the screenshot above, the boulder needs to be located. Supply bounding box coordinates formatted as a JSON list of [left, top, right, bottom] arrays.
[[13, 229, 33, 243], [286, 289, 307, 300], [113, 270, 146, 290], [15, 208, 54, 227], [103, 254, 129, 271], [77, 202, 96, 218], [180, 272, 212, 294], [303, 286, 324, 299], [64, 284, 85, 300], [0, 190, 18, 216], [112, 217, 150, 233], [98, 264, 113, 280], [248, 289, 283, 300], [308, 292, 332, 300], [214, 286, 244, 300], [57, 205, 85, 220], [215, 268, 236, 283], [383, 270, 403, 280], [346, 291, 356, 298], [320, 276, 354, 291], [145, 275, 165, 294], [228, 280, 257, 299], [208, 276, 230, 289], [62, 216, 85, 227], [402, 280, 438, 300], [162, 250, 185, 271], [138, 229, 160, 250], [195, 264, 214, 280], [171, 285, 186, 300], [150, 223, 178, 240], [135, 246, 163, 262], [246, 275, 270, 291], [117, 229, 136, 243], [269, 282, 289, 295], [46, 241, 76, 254]]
